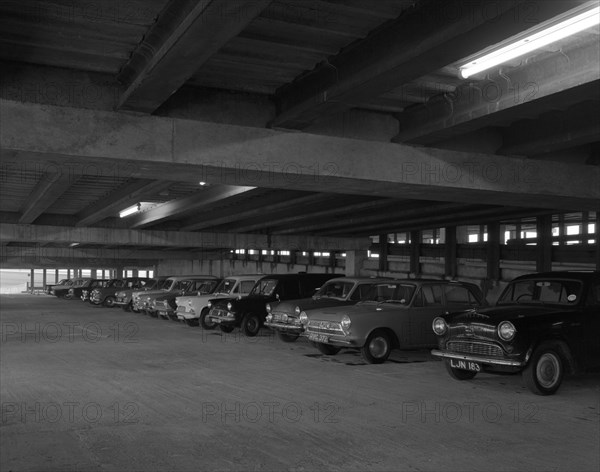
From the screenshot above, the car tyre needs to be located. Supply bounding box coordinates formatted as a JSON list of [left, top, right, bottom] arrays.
[[522, 341, 565, 395], [361, 330, 392, 364], [316, 343, 341, 355], [242, 313, 261, 337], [444, 360, 478, 380], [103, 296, 115, 308], [122, 303, 132, 312], [200, 308, 216, 330], [277, 331, 300, 343], [220, 325, 235, 333], [185, 318, 199, 327]]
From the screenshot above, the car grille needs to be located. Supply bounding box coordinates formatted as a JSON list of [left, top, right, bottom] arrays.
[[155, 300, 168, 309], [448, 323, 496, 339], [306, 320, 344, 336], [177, 306, 188, 313], [211, 308, 232, 318], [271, 312, 298, 325], [446, 341, 504, 358]]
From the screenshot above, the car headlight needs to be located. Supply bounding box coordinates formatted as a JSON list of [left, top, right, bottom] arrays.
[[299, 311, 308, 325], [207, 300, 212, 308], [188, 300, 193, 307], [341, 315, 351, 332], [266, 303, 272, 313], [116, 291, 124, 298], [498, 321, 516, 341], [150, 300, 157, 307], [432, 317, 447, 335], [265, 314, 273, 322], [227, 302, 233, 312], [294, 306, 301, 315]]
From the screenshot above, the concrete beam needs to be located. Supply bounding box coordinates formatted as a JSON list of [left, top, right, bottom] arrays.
[[1, 99, 599, 210], [75, 179, 173, 227], [118, 0, 271, 113], [393, 40, 600, 144], [271, 0, 590, 129], [125, 185, 255, 229], [0, 223, 369, 252], [19, 171, 74, 223]]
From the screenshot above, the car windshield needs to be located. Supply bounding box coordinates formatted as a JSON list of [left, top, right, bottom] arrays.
[[198, 280, 218, 294], [163, 280, 176, 291], [214, 279, 237, 295], [314, 281, 355, 300], [249, 278, 278, 297], [497, 279, 583, 305], [361, 283, 416, 304]]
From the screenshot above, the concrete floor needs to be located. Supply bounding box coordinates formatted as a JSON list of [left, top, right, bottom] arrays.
[[1, 294, 599, 472]]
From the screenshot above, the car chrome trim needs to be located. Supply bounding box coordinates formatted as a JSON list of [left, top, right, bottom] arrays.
[[431, 349, 524, 367]]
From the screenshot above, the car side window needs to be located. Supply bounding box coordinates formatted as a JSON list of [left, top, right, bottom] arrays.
[[586, 280, 600, 306], [414, 285, 443, 307], [239, 281, 256, 295], [445, 285, 473, 304]]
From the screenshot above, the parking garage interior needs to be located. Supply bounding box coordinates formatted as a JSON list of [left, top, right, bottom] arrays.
[[1, 0, 599, 471]]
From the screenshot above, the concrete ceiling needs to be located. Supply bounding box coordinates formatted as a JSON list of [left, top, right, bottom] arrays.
[[0, 0, 598, 267]]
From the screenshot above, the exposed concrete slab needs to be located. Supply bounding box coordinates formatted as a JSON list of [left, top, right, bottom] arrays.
[[1, 295, 599, 472], [1, 100, 599, 210]]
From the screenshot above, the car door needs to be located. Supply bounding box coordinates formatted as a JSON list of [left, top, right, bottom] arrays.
[[408, 283, 445, 347], [581, 277, 600, 368]]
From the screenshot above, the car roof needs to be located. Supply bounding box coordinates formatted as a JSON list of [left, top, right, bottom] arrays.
[[222, 274, 266, 281], [511, 271, 599, 281], [257, 273, 343, 279], [321, 277, 393, 283]]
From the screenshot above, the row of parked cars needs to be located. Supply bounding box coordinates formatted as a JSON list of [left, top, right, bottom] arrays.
[[45, 270, 600, 395]]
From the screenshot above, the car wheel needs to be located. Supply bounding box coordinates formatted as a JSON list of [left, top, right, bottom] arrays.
[[522, 341, 565, 395], [242, 313, 261, 337], [444, 361, 478, 380], [200, 308, 216, 330], [220, 325, 235, 333], [277, 332, 300, 343], [103, 296, 115, 308], [316, 343, 341, 355], [361, 330, 392, 364], [122, 303, 132, 312], [149, 311, 158, 318], [185, 319, 199, 327]]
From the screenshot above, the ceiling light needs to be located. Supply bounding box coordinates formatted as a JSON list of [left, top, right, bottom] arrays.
[[459, 2, 600, 79], [119, 203, 141, 218], [199, 181, 207, 186]]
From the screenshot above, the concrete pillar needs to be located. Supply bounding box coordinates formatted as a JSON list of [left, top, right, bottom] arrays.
[[410, 231, 421, 275], [378, 234, 389, 273], [55, 269, 59, 283], [487, 222, 501, 281], [345, 250, 368, 277], [42, 269, 47, 290], [91, 269, 97, 278], [132, 269, 139, 277], [456, 226, 470, 244], [536, 215, 552, 272], [30, 269, 34, 293], [444, 226, 457, 278], [595, 211, 600, 270]]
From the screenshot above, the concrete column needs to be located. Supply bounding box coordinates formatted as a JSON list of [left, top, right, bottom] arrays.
[[444, 226, 457, 278], [42, 269, 47, 290], [410, 231, 421, 275], [91, 269, 97, 278], [536, 215, 552, 272], [487, 222, 501, 281], [595, 211, 600, 270], [55, 269, 59, 283], [378, 234, 389, 273], [132, 269, 139, 277], [30, 269, 34, 293], [345, 250, 367, 277]]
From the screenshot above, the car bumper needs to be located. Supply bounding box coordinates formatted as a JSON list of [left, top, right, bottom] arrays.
[[176, 308, 197, 320], [264, 321, 304, 334], [209, 315, 237, 326], [157, 309, 175, 317], [303, 331, 357, 346], [431, 349, 525, 367]]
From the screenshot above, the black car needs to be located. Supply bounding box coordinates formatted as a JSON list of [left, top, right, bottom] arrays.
[[207, 273, 341, 336], [432, 271, 600, 395]]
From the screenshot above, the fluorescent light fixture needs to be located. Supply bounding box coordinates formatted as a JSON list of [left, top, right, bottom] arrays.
[[459, 2, 600, 79], [119, 203, 141, 218], [199, 181, 207, 186]]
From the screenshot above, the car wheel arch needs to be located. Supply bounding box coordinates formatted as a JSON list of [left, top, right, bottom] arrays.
[[365, 327, 400, 349], [528, 337, 576, 374]]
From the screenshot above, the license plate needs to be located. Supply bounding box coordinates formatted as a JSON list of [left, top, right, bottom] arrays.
[[212, 317, 222, 324], [158, 311, 167, 316], [450, 359, 481, 372], [308, 333, 329, 343]]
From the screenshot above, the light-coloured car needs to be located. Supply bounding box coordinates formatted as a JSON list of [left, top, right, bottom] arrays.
[[176, 275, 263, 327], [115, 277, 169, 312], [264, 277, 391, 342], [135, 275, 218, 317], [303, 279, 484, 364]]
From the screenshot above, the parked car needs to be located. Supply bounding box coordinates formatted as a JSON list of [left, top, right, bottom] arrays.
[[81, 279, 113, 302], [69, 279, 107, 300], [45, 279, 69, 295], [303, 279, 484, 364], [135, 275, 219, 317], [115, 277, 168, 312], [207, 273, 342, 336], [52, 278, 93, 299], [89, 277, 154, 307], [176, 275, 264, 327], [431, 271, 600, 395], [264, 277, 391, 342], [154, 278, 221, 320]]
